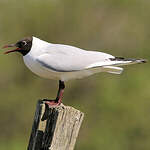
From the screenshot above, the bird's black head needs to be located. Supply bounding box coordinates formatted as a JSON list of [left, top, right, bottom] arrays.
[[3, 36, 33, 56]]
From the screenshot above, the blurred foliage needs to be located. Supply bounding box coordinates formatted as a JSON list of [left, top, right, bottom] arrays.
[[0, 0, 150, 149]]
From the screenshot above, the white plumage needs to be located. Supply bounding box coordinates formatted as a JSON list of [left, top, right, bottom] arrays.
[[23, 37, 145, 81]]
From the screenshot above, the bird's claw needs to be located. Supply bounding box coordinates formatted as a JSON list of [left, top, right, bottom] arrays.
[[42, 99, 61, 106]]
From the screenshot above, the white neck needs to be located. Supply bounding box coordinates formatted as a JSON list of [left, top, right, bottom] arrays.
[[26, 36, 52, 57]]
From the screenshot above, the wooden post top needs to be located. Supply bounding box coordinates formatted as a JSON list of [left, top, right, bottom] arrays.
[[28, 100, 84, 150]]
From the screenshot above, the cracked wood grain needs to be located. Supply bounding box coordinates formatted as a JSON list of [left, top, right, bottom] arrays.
[[27, 100, 84, 150]]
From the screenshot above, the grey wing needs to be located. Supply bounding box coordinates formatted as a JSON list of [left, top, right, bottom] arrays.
[[36, 54, 83, 72], [37, 44, 115, 72]]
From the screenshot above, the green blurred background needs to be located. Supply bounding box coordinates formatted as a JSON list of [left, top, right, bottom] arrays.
[[0, 0, 150, 149]]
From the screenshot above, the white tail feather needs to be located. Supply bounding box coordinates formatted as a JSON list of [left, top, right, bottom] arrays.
[[102, 66, 123, 74], [86, 58, 147, 69]]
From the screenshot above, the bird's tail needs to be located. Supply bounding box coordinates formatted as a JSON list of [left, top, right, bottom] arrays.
[[102, 57, 147, 75], [86, 56, 147, 75], [102, 66, 123, 74], [109, 57, 147, 66]]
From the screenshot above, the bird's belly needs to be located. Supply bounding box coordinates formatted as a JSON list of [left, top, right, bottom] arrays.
[[23, 56, 61, 80], [23, 55, 105, 81]]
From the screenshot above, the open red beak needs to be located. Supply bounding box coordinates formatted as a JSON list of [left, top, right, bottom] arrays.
[[2, 44, 21, 54]]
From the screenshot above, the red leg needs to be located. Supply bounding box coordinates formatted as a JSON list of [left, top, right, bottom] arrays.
[[44, 80, 65, 106]]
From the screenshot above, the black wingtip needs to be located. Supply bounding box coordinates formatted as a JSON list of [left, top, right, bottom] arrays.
[[136, 59, 148, 64], [110, 57, 148, 64], [140, 59, 147, 63]]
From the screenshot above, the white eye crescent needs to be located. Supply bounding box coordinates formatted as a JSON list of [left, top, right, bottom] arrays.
[[22, 41, 27, 46]]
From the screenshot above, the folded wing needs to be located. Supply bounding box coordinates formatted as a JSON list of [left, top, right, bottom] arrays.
[[36, 44, 114, 72], [36, 44, 146, 74]]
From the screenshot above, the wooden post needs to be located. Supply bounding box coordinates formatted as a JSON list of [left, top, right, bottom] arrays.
[[27, 100, 84, 150]]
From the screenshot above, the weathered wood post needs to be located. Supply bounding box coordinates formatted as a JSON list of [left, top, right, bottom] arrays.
[[27, 100, 84, 150]]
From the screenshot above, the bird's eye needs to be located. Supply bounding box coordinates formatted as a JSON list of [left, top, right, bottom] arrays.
[[22, 41, 27, 46], [16, 40, 28, 48]]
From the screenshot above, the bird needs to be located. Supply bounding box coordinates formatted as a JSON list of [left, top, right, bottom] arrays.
[[3, 36, 147, 106]]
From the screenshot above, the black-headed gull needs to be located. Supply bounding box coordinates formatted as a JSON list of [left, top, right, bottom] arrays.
[[3, 36, 147, 105]]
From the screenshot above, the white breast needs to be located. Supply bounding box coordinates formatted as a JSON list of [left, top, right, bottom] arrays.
[[22, 36, 122, 81], [23, 54, 61, 80], [22, 37, 61, 80]]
